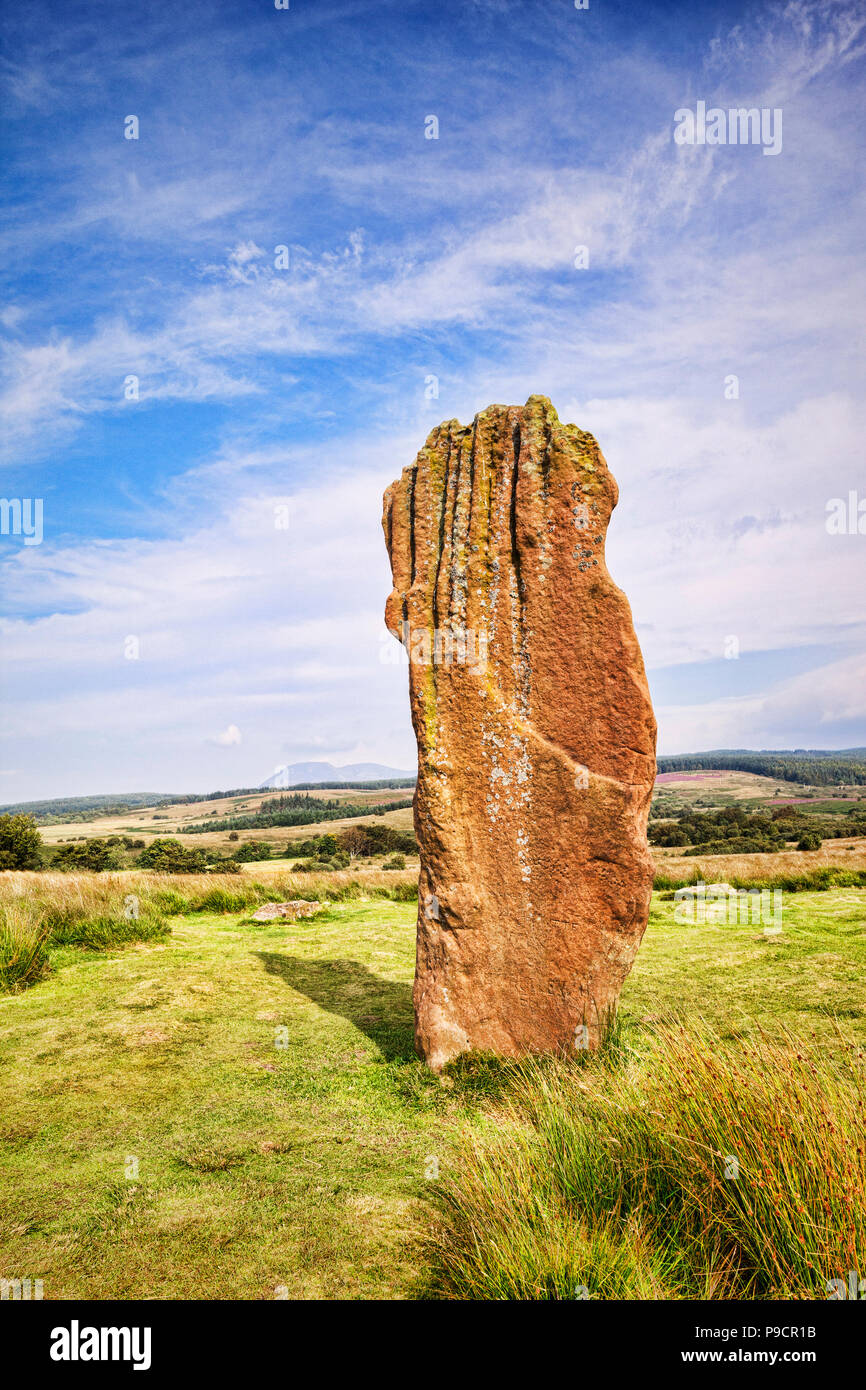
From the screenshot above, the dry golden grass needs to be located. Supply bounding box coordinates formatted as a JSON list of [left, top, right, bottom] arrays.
[[0, 867, 419, 919], [654, 768, 865, 803], [0, 898, 51, 992], [654, 838, 866, 883], [237, 854, 420, 874]]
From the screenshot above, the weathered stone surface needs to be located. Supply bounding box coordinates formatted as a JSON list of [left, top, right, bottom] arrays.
[[382, 395, 656, 1070], [250, 900, 322, 921]]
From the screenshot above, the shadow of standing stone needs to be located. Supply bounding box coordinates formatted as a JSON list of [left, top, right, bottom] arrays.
[[255, 952, 416, 1062]]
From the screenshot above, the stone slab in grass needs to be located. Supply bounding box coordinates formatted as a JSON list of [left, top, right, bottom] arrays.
[[250, 900, 322, 921]]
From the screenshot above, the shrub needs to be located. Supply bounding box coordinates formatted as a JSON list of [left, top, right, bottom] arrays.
[[683, 837, 777, 857], [295, 854, 349, 873], [383, 853, 406, 870], [138, 839, 209, 873], [53, 838, 125, 872], [231, 841, 272, 863], [0, 814, 43, 870], [390, 881, 419, 903], [204, 855, 242, 874], [649, 807, 782, 851], [292, 826, 416, 861], [797, 834, 822, 851]]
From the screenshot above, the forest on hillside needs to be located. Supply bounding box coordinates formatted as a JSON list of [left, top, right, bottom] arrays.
[[656, 751, 866, 785]]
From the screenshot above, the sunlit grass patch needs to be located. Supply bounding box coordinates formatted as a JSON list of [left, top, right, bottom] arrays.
[[0, 869, 420, 993]]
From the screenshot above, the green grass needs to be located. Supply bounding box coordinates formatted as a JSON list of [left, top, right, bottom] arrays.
[[627, 887, 866, 1038], [428, 1023, 865, 1300], [0, 887, 863, 1299], [0, 899, 469, 1298], [428, 890, 866, 1299], [0, 897, 169, 993]]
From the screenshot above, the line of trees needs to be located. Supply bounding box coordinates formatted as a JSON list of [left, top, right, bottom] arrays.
[[166, 779, 415, 803], [656, 752, 866, 785], [179, 794, 414, 834], [649, 803, 866, 856], [0, 794, 178, 824]]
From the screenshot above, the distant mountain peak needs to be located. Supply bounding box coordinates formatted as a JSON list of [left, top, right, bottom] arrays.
[[260, 761, 415, 788]]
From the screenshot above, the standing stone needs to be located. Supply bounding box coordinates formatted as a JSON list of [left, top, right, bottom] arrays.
[[383, 395, 656, 1070]]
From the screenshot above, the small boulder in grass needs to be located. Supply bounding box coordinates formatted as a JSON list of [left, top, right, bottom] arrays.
[[251, 901, 322, 922]]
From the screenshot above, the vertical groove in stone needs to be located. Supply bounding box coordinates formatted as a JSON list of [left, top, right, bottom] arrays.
[[540, 414, 553, 498], [509, 420, 526, 612], [431, 435, 451, 641], [445, 428, 463, 627], [407, 464, 417, 590]]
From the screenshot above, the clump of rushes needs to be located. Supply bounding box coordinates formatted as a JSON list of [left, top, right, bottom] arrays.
[[429, 1020, 865, 1300], [44, 910, 169, 949], [0, 901, 51, 992]]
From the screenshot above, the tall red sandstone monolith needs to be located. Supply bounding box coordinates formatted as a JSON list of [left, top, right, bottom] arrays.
[[383, 395, 656, 1070]]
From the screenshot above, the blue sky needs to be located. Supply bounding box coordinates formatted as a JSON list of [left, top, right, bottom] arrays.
[[1, 0, 865, 799]]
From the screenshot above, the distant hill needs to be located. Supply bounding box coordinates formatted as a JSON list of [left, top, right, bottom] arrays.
[[261, 761, 416, 789], [0, 792, 183, 824], [11, 747, 860, 825], [0, 768, 417, 823]]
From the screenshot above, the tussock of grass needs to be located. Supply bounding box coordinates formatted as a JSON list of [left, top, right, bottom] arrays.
[[175, 1146, 245, 1173], [0, 902, 51, 993], [45, 912, 169, 949], [191, 885, 261, 914], [430, 1022, 866, 1300]]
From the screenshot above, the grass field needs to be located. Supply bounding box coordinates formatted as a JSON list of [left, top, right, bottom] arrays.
[[1, 874, 863, 1299]]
